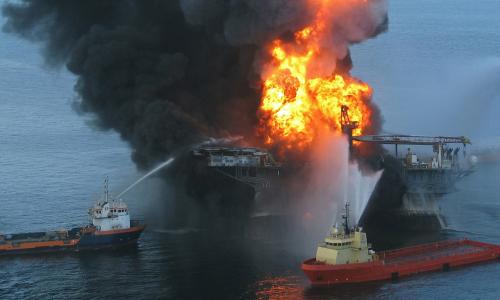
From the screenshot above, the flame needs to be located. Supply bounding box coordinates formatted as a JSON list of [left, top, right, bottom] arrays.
[[258, 0, 374, 151]]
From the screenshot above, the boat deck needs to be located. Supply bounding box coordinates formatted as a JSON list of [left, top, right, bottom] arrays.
[[380, 239, 497, 265], [0, 227, 85, 245]]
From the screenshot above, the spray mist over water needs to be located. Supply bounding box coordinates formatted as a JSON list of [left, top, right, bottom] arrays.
[[292, 134, 382, 255], [302, 134, 382, 231], [117, 158, 175, 198], [345, 162, 383, 225]]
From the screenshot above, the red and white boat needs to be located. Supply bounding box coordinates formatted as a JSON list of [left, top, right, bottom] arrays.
[[302, 203, 500, 285]]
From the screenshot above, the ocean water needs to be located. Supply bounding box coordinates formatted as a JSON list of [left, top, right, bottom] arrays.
[[1, 1, 500, 299]]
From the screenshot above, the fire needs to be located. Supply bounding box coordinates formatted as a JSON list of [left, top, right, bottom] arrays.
[[258, 0, 374, 150]]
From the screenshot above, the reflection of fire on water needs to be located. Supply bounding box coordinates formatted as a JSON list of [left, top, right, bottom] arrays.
[[251, 276, 304, 300]]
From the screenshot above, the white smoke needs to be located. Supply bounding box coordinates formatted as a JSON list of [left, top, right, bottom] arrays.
[[299, 133, 382, 235], [345, 162, 383, 224]]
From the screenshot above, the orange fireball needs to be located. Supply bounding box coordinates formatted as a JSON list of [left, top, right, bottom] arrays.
[[258, 0, 375, 151]]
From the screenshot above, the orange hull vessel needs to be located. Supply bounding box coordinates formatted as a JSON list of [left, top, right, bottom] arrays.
[[0, 224, 145, 255], [302, 239, 500, 285], [0, 177, 145, 255]]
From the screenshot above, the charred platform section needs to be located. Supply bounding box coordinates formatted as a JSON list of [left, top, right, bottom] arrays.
[[176, 147, 281, 224]]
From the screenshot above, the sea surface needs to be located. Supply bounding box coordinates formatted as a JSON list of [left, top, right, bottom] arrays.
[[1, 1, 500, 299]]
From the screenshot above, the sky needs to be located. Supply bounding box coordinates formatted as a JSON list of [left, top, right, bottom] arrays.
[[351, 0, 500, 141]]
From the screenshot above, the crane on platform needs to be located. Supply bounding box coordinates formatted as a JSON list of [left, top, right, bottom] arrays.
[[340, 105, 359, 150], [352, 135, 470, 146], [338, 105, 471, 166], [352, 134, 470, 168]]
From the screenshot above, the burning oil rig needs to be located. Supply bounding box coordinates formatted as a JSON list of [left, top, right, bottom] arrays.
[[188, 105, 473, 233]]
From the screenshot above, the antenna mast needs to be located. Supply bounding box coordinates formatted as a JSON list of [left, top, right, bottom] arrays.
[[104, 176, 109, 202], [342, 201, 350, 234]]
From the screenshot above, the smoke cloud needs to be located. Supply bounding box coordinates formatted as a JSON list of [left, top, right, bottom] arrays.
[[2, 0, 388, 169]]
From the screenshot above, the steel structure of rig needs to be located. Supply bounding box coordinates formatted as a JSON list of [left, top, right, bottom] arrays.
[[189, 105, 473, 231], [340, 105, 471, 173], [191, 147, 281, 190], [340, 105, 474, 231], [192, 105, 473, 196]]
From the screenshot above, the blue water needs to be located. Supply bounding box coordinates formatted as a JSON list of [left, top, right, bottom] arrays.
[[1, 1, 500, 299]]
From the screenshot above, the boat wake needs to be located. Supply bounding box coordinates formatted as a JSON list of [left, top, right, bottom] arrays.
[[152, 228, 201, 235]]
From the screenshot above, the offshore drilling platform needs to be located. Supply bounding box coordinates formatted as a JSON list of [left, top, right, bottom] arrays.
[[354, 134, 472, 231], [341, 106, 473, 231], [188, 106, 473, 233]]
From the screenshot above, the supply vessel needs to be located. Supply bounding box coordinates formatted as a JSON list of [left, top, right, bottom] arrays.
[[301, 202, 500, 285], [0, 179, 145, 255]]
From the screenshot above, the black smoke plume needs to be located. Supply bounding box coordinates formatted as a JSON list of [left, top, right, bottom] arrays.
[[2, 0, 388, 169]]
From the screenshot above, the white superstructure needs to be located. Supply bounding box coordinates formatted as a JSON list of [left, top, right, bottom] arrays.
[[315, 226, 373, 265], [315, 202, 374, 265], [89, 178, 131, 231]]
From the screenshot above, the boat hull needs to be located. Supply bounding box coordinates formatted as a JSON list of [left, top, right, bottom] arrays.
[[77, 226, 145, 250], [302, 239, 500, 285], [0, 240, 79, 256], [0, 225, 145, 256]]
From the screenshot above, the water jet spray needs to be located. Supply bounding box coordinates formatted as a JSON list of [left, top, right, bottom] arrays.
[[117, 158, 175, 198]]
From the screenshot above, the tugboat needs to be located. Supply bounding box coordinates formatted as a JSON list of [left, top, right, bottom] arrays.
[[302, 202, 500, 285], [0, 178, 145, 255]]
